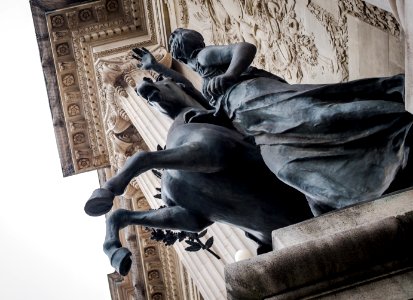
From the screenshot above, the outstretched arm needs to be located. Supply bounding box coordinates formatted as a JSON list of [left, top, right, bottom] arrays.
[[132, 48, 211, 108], [197, 43, 257, 97]]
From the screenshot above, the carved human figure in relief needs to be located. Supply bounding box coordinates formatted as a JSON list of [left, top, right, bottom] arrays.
[[133, 28, 413, 215]]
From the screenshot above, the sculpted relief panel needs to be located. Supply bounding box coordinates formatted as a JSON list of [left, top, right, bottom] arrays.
[[187, 0, 320, 83], [178, 0, 400, 83]]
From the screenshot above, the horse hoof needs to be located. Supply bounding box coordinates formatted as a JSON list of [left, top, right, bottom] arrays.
[[111, 247, 132, 276], [84, 188, 115, 217]]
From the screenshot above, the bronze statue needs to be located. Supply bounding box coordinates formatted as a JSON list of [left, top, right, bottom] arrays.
[[85, 29, 413, 275], [133, 28, 413, 215], [85, 79, 313, 275]]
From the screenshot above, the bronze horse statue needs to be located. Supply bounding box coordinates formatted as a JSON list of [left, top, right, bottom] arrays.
[[84, 77, 313, 276]]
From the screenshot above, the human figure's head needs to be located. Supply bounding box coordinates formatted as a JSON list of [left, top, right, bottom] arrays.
[[168, 28, 205, 64]]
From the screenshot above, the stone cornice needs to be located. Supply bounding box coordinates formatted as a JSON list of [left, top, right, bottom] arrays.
[[32, 0, 164, 176]]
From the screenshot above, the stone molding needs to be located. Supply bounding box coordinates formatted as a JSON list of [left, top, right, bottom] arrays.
[[225, 191, 413, 300], [44, 0, 161, 175], [108, 271, 137, 299]]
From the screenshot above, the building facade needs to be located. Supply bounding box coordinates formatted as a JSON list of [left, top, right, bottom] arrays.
[[31, 0, 411, 299]]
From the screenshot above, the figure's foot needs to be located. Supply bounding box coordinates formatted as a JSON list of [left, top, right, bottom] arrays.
[[84, 188, 115, 216]]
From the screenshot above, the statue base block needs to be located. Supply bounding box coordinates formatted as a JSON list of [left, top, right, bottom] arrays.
[[225, 190, 413, 300]]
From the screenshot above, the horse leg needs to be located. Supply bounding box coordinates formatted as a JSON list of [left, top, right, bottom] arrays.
[[85, 142, 227, 216], [104, 206, 212, 275]]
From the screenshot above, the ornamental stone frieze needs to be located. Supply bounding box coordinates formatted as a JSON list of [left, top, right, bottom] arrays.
[[96, 49, 197, 299], [176, 0, 401, 83], [45, 0, 163, 175]]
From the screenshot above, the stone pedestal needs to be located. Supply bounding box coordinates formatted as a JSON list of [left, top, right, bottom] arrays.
[[225, 190, 413, 300]]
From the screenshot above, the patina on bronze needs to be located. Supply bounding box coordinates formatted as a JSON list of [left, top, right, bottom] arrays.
[[137, 29, 413, 215], [85, 30, 413, 275], [86, 78, 312, 275]]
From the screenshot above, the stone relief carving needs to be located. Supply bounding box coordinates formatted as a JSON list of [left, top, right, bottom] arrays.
[[79, 9, 95, 22], [66, 11, 79, 29], [184, 0, 401, 83], [52, 30, 69, 42], [75, 149, 91, 159], [51, 15, 65, 28], [43, 0, 169, 177], [307, 1, 348, 81], [64, 92, 81, 104], [77, 158, 91, 169], [95, 56, 143, 169], [95, 4, 108, 22], [62, 74, 75, 87], [148, 270, 161, 281], [340, 0, 400, 37], [70, 121, 86, 131], [56, 43, 70, 57], [68, 104, 80, 116], [177, 0, 190, 27], [58, 61, 76, 72], [307, 0, 400, 81], [73, 132, 86, 145], [106, 0, 120, 13], [187, 0, 319, 82]]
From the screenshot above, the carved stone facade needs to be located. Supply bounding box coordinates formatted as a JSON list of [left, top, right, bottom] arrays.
[[43, 0, 161, 175], [180, 0, 402, 84], [32, 0, 408, 299]]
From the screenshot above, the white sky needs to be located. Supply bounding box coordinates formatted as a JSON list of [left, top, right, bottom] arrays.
[[0, 1, 113, 299]]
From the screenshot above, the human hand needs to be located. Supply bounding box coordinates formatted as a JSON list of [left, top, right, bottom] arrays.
[[132, 47, 157, 70], [207, 74, 236, 98]]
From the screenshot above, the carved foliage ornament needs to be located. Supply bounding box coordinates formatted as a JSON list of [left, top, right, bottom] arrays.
[[51, 15, 65, 28], [73, 132, 86, 144], [189, 0, 400, 83], [62, 74, 75, 87], [79, 9, 94, 22], [189, 0, 318, 82], [340, 0, 400, 36], [78, 158, 91, 169], [68, 104, 80, 116], [152, 293, 163, 300], [145, 246, 157, 257], [177, 0, 189, 27], [148, 270, 160, 281], [106, 0, 120, 12], [56, 43, 70, 57]]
